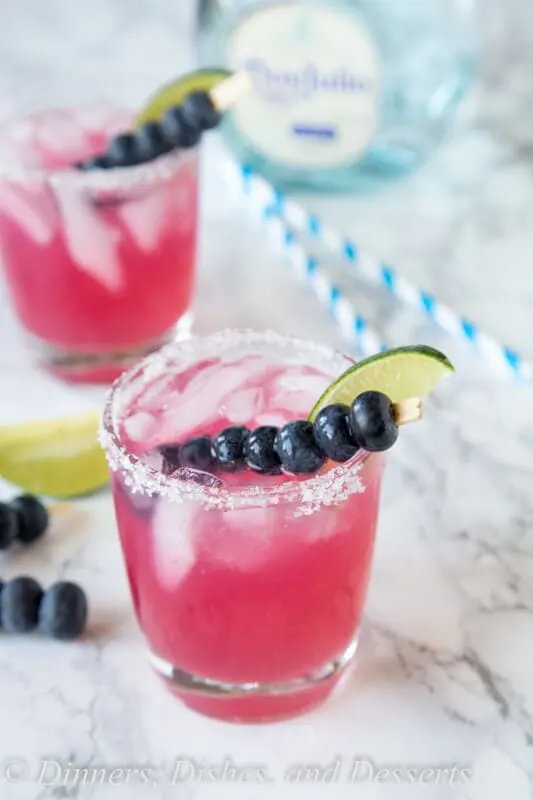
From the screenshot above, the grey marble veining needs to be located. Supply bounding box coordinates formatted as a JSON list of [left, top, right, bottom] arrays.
[[0, 2, 533, 799]]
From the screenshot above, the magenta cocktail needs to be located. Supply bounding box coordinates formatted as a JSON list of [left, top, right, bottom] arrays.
[[0, 102, 197, 382], [102, 330, 384, 722]]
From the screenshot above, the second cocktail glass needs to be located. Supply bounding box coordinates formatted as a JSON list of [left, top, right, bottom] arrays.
[[0, 78, 198, 382], [101, 330, 385, 723]]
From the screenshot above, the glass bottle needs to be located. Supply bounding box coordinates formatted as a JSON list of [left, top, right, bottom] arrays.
[[198, 0, 478, 193]]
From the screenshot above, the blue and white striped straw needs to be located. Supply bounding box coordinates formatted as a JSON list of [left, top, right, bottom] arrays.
[[262, 211, 387, 357], [229, 162, 532, 381]]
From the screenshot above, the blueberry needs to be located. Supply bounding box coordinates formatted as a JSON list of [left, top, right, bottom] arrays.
[[134, 121, 173, 163], [0, 502, 18, 550], [313, 403, 360, 462], [0, 576, 43, 633], [39, 581, 88, 641], [161, 106, 201, 148], [106, 133, 140, 168], [350, 391, 398, 452], [180, 436, 214, 471], [76, 154, 110, 171], [274, 420, 326, 475], [181, 91, 221, 131], [158, 444, 182, 475], [212, 426, 249, 472], [244, 426, 282, 475], [10, 495, 48, 545]]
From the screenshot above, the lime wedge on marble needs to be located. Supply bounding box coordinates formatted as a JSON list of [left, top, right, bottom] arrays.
[[135, 68, 231, 126], [0, 412, 108, 498], [309, 345, 454, 421]]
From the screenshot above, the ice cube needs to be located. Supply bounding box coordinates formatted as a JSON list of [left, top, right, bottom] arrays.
[[74, 104, 133, 136], [300, 506, 339, 541], [222, 387, 266, 424], [206, 506, 276, 571], [272, 390, 316, 417], [119, 185, 171, 252], [33, 109, 90, 165], [172, 468, 224, 489], [275, 371, 329, 397], [270, 370, 329, 417], [0, 182, 57, 245], [255, 412, 289, 428], [141, 373, 176, 406], [6, 118, 35, 144], [171, 175, 197, 231], [123, 411, 158, 443], [156, 364, 253, 441], [54, 181, 123, 291], [127, 486, 156, 516], [152, 497, 196, 588], [142, 449, 164, 472]]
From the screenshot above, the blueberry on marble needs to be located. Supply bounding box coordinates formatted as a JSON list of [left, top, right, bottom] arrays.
[[106, 133, 140, 168], [212, 426, 249, 472], [244, 426, 282, 475], [274, 420, 326, 475], [39, 581, 88, 641], [0, 576, 43, 633], [10, 495, 49, 545], [180, 436, 215, 471], [313, 403, 359, 462], [134, 121, 173, 163], [350, 391, 398, 452], [161, 106, 201, 148], [180, 91, 221, 131], [0, 502, 18, 550]]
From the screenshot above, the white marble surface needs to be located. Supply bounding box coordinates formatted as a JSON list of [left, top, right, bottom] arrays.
[[1, 2, 533, 799]]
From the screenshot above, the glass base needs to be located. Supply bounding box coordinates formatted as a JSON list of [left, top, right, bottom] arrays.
[[24, 312, 194, 384], [148, 632, 359, 723]]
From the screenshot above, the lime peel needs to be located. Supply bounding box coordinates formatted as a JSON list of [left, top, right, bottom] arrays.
[[135, 68, 232, 127], [309, 345, 454, 422], [0, 411, 108, 498]]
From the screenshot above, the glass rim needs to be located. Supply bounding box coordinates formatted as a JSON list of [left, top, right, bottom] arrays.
[[0, 148, 196, 190], [99, 329, 372, 512]]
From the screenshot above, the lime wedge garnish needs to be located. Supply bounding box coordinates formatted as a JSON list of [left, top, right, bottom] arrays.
[[135, 68, 231, 127], [309, 345, 454, 421], [0, 412, 109, 498]]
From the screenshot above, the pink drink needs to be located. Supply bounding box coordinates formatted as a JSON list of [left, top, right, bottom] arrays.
[[0, 106, 197, 382], [102, 331, 384, 722]]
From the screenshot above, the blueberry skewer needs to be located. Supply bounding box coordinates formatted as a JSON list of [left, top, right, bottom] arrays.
[[77, 71, 252, 172], [158, 391, 422, 478]]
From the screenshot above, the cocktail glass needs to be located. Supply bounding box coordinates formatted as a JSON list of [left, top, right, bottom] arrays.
[[0, 77, 198, 382], [101, 330, 385, 722]]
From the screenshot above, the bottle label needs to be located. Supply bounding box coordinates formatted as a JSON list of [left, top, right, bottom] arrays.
[[226, 3, 380, 167]]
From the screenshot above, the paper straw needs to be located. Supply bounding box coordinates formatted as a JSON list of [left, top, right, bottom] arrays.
[[259, 209, 387, 357], [229, 161, 532, 381]]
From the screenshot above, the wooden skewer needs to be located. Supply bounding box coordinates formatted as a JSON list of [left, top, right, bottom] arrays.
[[394, 397, 422, 426], [49, 502, 78, 517], [209, 71, 253, 112]]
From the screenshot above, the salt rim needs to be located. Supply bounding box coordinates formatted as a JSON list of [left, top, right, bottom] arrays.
[[0, 148, 195, 191], [99, 329, 371, 513]]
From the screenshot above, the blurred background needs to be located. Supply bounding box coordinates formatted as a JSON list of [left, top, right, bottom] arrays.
[[1, 0, 533, 382]]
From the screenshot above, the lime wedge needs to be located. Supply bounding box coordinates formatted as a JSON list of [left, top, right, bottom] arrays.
[[0, 412, 109, 498], [135, 68, 231, 127], [309, 345, 454, 421]]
